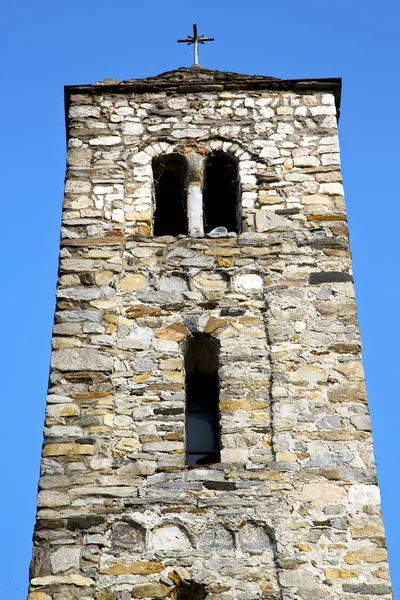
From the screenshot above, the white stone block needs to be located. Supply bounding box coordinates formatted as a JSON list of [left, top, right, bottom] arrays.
[[131, 151, 152, 165], [89, 136, 121, 146], [234, 274, 263, 294], [221, 448, 249, 464], [322, 93, 335, 105], [65, 180, 91, 194], [319, 183, 344, 195], [122, 122, 144, 135], [128, 327, 153, 349], [260, 146, 280, 159], [348, 484, 380, 505], [69, 106, 100, 118], [321, 153, 341, 166]]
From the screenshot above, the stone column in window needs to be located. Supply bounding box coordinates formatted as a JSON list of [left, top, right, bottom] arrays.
[[186, 153, 205, 237]]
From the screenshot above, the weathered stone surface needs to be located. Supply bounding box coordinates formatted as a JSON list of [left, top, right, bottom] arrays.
[[96, 590, 117, 600], [160, 275, 188, 291], [120, 273, 148, 291], [302, 483, 346, 502], [133, 357, 156, 373], [131, 583, 172, 599], [203, 318, 229, 336], [28, 593, 52, 600], [67, 515, 105, 530], [342, 583, 391, 595], [128, 326, 153, 348], [51, 348, 112, 371], [152, 526, 191, 552], [89, 136, 121, 146], [42, 443, 95, 456], [199, 527, 234, 552], [255, 210, 291, 232], [101, 561, 164, 575], [50, 546, 80, 573], [27, 69, 393, 600], [111, 522, 144, 549], [334, 361, 364, 379], [348, 484, 380, 505], [289, 365, 326, 385], [154, 322, 189, 342], [137, 291, 184, 306], [328, 381, 367, 403], [324, 568, 359, 580], [350, 414, 372, 430], [309, 271, 353, 284], [345, 548, 388, 564], [37, 490, 70, 507], [239, 525, 272, 554], [234, 273, 263, 293], [31, 574, 94, 586]]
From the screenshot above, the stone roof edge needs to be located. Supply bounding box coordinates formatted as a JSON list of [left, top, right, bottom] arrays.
[[64, 76, 342, 141]]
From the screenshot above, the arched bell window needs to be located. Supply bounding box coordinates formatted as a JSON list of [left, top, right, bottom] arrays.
[[185, 334, 221, 465], [203, 152, 241, 234], [152, 153, 188, 236]]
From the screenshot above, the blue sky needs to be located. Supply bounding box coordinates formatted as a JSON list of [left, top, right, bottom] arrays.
[[1, 0, 399, 596]]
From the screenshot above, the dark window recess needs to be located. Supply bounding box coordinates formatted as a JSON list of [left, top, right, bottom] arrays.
[[203, 152, 241, 234], [185, 334, 221, 466], [152, 154, 188, 236], [176, 581, 207, 600]]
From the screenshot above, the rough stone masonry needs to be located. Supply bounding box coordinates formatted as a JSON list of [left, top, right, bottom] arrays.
[[27, 67, 393, 600]]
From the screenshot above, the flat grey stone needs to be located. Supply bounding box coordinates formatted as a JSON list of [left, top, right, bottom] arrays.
[[342, 584, 391, 595], [137, 291, 184, 306], [57, 310, 101, 323], [316, 416, 342, 430], [133, 357, 156, 373], [239, 525, 272, 554], [166, 248, 195, 260], [56, 287, 100, 301], [51, 348, 112, 372], [255, 210, 291, 232], [180, 256, 215, 267], [350, 414, 372, 431], [159, 275, 188, 292], [199, 527, 234, 552], [50, 546, 80, 574], [308, 453, 353, 467]]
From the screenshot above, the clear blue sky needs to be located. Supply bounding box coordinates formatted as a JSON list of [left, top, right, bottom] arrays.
[[1, 0, 399, 596]]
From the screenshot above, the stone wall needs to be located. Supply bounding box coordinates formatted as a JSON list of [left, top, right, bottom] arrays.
[[28, 68, 393, 600]]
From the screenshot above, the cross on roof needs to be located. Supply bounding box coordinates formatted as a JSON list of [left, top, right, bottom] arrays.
[[178, 23, 214, 67]]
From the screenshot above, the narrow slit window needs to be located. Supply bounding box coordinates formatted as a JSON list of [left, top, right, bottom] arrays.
[[185, 334, 220, 466], [152, 153, 188, 236], [203, 152, 241, 234]]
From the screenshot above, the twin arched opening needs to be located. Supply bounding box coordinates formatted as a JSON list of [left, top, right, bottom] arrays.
[[152, 151, 241, 237]]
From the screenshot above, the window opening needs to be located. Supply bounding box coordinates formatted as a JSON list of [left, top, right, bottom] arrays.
[[185, 334, 220, 465], [203, 152, 241, 234], [176, 581, 207, 600], [152, 153, 188, 236]]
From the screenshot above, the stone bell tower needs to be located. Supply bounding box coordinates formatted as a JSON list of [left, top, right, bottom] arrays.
[[28, 64, 393, 600]]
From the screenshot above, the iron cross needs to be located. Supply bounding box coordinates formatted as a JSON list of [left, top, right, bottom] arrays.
[[178, 23, 214, 66]]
